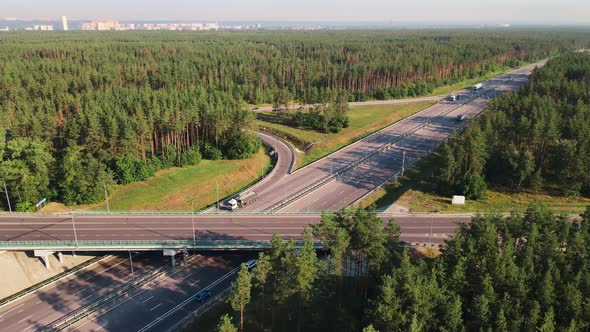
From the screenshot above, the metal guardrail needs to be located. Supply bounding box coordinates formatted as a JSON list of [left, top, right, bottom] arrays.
[[140, 265, 241, 332], [0, 239, 323, 251], [0, 255, 110, 309], [166, 287, 232, 332]]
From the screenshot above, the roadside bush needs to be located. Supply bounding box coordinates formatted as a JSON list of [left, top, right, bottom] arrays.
[[202, 143, 223, 160]]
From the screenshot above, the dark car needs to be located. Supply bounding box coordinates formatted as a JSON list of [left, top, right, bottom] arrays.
[[195, 290, 211, 301]]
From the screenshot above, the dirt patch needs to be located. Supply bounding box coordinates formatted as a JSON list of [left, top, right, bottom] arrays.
[[0, 251, 95, 299]]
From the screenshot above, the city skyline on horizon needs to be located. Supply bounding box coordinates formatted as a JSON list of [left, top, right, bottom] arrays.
[[1, 0, 589, 25]]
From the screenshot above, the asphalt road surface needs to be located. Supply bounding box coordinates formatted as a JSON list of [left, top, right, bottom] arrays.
[[239, 61, 545, 212], [67, 254, 245, 332], [0, 214, 471, 245], [251, 95, 445, 112], [213, 132, 294, 211], [0, 253, 167, 332]]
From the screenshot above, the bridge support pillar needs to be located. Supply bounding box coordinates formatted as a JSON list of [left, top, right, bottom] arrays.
[[34, 250, 55, 270], [163, 249, 178, 268], [56, 252, 64, 265]]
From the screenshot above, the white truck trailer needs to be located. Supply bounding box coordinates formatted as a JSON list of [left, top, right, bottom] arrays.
[[473, 83, 483, 90], [237, 191, 257, 208]]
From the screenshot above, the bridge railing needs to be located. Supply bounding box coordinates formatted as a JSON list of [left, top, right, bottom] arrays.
[[0, 239, 323, 250]]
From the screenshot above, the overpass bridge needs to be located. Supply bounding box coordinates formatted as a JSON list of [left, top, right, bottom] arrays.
[[0, 213, 470, 252]]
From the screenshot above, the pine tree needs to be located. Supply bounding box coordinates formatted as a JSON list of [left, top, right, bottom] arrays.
[[228, 264, 252, 332]]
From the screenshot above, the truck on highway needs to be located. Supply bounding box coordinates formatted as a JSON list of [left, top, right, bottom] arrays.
[[228, 198, 239, 211], [237, 191, 257, 208], [473, 83, 483, 90]]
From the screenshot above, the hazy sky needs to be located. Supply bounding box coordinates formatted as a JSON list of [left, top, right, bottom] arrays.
[[2, 0, 589, 24]]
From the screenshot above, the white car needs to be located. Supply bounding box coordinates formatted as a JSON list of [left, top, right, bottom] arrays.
[[245, 259, 257, 269]]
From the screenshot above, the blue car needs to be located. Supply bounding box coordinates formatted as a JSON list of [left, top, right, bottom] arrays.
[[195, 290, 211, 301]]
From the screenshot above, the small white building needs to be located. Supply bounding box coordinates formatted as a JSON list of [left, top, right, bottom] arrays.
[[32, 25, 54, 31], [452, 195, 466, 205]]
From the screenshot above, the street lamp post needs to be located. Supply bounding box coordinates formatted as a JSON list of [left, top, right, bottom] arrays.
[[103, 181, 110, 213], [192, 202, 196, 247], [3, 181, 11, 213], [216, 180, 219, 214], [429, 206, 434, 247], [128, 251, 135, 283], [401, 151, 406, 176]]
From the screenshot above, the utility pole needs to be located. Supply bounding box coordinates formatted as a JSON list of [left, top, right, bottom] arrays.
[[128, 251, 135, 283], [3, 181, 11, 213], [216, 180, 220, 214], [401, 151, 406, 176], [429, 206, 434, 247], [71, 214, 78, 248], [103, 181, 110, 213]]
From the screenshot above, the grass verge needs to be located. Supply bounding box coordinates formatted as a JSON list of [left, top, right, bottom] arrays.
[[257, 101, 435, 169], [357, 151, 590, 214], [42, 149, 270, 212]]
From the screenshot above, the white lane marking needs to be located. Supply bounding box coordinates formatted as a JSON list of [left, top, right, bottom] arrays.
[[80, 294, 94, 302], [0, 303, 25, 317], [142, 296, 154, 304], [150, 303, 162, 311], [17, 314, 33, 323], [181, 273, 193, 280], [72, 288, 87, 296], [190, 279, 201, 286]]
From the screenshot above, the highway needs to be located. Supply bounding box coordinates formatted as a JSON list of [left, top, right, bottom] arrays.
[[250, 95, 445, 112], [0, 253, 167, 332], [0, 214, 470, 246], [240, 61, 545, 212], [66, 254, 244, 332], [282, 64, 537, 211]]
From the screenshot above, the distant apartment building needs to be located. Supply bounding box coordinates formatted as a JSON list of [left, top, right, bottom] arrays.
[[0, 27, 9, 32], [81, 20, 120, 31], [28, 25, 54, 31], [62, 16, 69, 31], [135, 22, 219, 31], [80, 20, 219, 31]]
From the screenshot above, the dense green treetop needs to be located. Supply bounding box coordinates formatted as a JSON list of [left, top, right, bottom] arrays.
[[1, 30, 589, 209]]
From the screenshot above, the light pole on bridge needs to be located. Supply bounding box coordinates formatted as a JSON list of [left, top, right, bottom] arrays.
[[71, 214, 79, 248], [192, 201, 196, 247]]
